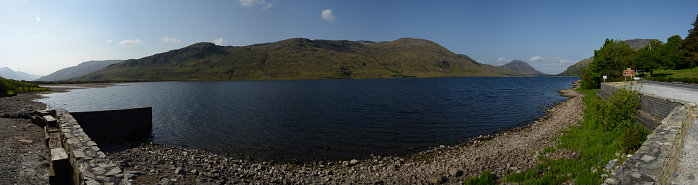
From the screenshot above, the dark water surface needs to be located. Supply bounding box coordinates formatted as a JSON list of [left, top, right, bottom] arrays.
[[39, 77, 578, 161]]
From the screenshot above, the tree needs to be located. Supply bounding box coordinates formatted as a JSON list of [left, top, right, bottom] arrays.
[[582, 39, 635, 88], [663, 35, 686, 69], [679, 14, 698, 68]]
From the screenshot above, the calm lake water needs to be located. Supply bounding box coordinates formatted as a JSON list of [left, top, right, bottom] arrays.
[[39, 77, 578, 161]]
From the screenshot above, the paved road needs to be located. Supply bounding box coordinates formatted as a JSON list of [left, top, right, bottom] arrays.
[[637, 81, 698, 104]]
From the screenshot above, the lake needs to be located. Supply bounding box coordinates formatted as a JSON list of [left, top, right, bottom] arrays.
[[38, 77, 578, 162]]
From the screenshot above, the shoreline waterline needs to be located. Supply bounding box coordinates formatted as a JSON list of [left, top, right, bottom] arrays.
[[102, 80, 585, 184]]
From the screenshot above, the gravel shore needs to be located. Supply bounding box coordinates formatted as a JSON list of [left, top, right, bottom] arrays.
[[0, 94, 49, 184], [106, 81, 586, 184]]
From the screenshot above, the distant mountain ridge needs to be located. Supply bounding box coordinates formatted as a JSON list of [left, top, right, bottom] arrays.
[[36, 60, 123, 81], [557, 38, 657, 76], [0, 67, 41, 81], [75, 38, 524, 81], [497, 60, 546, 76], [624, 39, 659, 50]]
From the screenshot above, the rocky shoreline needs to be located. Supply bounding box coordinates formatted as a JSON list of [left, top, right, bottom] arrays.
[[0, 94, 49, 184], [103, 81, 585, 184]]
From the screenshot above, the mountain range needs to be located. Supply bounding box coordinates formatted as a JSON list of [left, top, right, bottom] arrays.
[[0, 67, 41, 81], [36, 60, 123, 81], [73, 38, 525, 81], [498, 60, 546, 76]]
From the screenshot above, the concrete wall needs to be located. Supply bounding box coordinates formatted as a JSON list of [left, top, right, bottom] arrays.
[[71, 107, 152, 143]]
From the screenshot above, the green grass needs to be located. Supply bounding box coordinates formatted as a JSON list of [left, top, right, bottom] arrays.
[[501, 88, 648, 184], [463, 171, 496, 185], [648, 67, 698, 83], [653, 67, 698, 78]]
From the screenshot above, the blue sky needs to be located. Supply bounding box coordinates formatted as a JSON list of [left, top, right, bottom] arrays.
[[1, 0, 697, 75]]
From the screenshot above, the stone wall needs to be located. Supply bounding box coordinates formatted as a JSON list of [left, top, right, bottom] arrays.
[[53, 109, 129, 185], [599, 82, 698, 185]]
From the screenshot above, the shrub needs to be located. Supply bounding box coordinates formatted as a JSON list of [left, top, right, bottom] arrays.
[[590, 88, 640, 130], [622, 124, 648, 154]]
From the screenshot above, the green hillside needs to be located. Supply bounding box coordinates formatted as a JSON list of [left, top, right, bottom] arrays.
[[558, 57, 593, 76], [75, 38, 522, 81]]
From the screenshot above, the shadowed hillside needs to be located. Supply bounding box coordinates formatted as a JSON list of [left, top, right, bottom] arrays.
[[75, 38, 522, 81]]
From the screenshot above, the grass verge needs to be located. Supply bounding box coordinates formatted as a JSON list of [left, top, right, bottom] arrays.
[[647, 67, 698, 83], [464, 88, 649, 185], [463, 171, 496, 185]]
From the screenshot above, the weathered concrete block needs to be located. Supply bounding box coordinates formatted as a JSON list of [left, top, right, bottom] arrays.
[[51, 148, 69, 169], [42, 115, 57, 127]]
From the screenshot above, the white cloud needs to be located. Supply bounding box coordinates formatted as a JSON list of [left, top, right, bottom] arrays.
[[528, 56, 575, 64], [525, 56, 578, 74], [322, 9, 336, 22], [238, 0, 273, 9], [105, 39, 113, 43], [263, 2, 273, 9], [117, 39, 143, 46], [35, 16, 41, 23], [161, 37, 181, 43], [496, 57, 512, 63], [213, 38, 227, 46]]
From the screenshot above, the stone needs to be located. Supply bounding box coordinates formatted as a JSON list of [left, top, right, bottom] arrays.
[[175, 167, 185, 175], [87, 141, 98, 146], [73, 150, 87, 159], [631, 172, 641, 178], [18, 139, 32, 144], [105, 167, 122, 176], [66, 138, 79, 145], [605, 159, 618, 171], [640, 155, 655, 162], [428, 175, 446, 184], [85, 180, 100, 185], [93, 167, 107, 175], [159, 177, 173, 185], [604, 178, 618, 185], [449, 169, 463, 177], [349, 159, 359, 166]]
